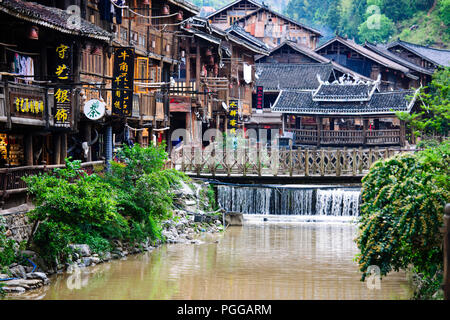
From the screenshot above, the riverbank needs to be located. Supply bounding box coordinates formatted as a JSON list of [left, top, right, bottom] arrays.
[[0, 180, 224, 296]]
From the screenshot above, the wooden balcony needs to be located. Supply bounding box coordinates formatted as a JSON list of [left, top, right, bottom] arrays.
[[289, 129, 402, 146]]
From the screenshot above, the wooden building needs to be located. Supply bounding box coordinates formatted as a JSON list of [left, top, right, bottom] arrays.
[[170, 16, 269, 149], [0, 0, 112, 167], [250, 62, 371, 145], [315, 36, 421, 91], [385, 39, 450, 70], [206, 0, 321, 49], [271, 77, 419, 147]]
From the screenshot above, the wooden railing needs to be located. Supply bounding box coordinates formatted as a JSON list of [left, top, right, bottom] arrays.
[[0, 161, 105, 197], [172, 145, 414, 178], [291, 129, 402, 146]]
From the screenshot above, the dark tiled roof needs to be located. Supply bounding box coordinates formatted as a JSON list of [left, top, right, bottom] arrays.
[[313, 83, 377, 101], [257, 40, 373, 81], [255, 63, 333, 91], [386, 40, 450, 67], [272, 89, 417, 115], [365, 42, 434, 75], [316, 36, 414, 77], [0, 0, 111, 41]]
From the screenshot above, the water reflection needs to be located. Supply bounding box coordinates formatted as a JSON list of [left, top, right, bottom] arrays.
[[16, 223, 411, 300]]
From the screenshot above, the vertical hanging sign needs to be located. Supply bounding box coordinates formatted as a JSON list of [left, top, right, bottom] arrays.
[[54, 43, 72, 127], [112, 47, 135, 116], [228, 100, 239, 135], [256, 86, 263, 114]]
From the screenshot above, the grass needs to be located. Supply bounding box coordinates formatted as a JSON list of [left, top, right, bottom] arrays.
[[392, 8, 449, 48]]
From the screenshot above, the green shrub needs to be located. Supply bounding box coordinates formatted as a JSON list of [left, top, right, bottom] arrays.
[[0, 217, 18, 272], [356, 141, 450, 298]]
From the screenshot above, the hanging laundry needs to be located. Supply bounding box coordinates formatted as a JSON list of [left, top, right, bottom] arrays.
[[12, 53, 34, 84], [114, 0, 123, 25], [99, 0, 113, 23], [243, 63, 252, 84]]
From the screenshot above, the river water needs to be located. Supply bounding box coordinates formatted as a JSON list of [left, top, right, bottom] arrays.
[[16, 222, 412, 300]]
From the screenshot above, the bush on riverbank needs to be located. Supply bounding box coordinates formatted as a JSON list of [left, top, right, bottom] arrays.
[[23, 143, 189, 268], [356, 140, 450, 299]]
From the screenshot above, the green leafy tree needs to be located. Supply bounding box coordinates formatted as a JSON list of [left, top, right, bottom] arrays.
[[358, 13, 395, 42], [397, 67, 450, 138], [356, 141, 449, 298], [440, 0, 450, 27]]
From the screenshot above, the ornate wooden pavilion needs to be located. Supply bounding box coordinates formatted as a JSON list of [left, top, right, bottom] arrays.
[[272, 76, 419, 147]]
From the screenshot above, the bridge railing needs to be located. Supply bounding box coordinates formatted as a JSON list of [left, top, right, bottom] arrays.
[[172, 144, 415, 177]]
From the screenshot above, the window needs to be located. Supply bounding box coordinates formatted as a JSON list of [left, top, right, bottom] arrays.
[[135, 57, 149, 94], [120, 28, 128, 41], [139, 35, 146, 48]]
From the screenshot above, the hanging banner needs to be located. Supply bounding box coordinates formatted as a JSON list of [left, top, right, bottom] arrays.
[[256, 86, 263, 113], [112, 47, 135, 116], [54, 43, 72, 82], [228, 99, 239, 135], [52, 43, 72, 127], [54, 87, 72, 127]]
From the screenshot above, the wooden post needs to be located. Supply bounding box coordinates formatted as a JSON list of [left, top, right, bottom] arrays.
[[343, 147, 347, 173], [400, 120, 406, 147], [336, 149, 341, 177], [368, 148, 373, 169], [53, 134, 61, 165], [289, 139, 293, 177], [320, 149, 325, 177], [358, 147, 363, 174], [363, 119, 369, 145], [243, 142, 247, 177], [305, 149, 309, 177], [60, 133, 67, 164], [181, 146, 185, 172], [444, 203, 450, 300], [257, 143, 262, 177], [84, 123, 92, 162], [352, 148, 357, 176], [316, 116, 322, 147], [24, 134, 33, 166]]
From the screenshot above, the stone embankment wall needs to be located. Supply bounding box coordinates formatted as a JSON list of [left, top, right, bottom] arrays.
[[0, 204, 34, 243]]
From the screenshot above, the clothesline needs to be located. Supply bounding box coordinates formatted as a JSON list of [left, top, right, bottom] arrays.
[[109, 0, 179, 19]]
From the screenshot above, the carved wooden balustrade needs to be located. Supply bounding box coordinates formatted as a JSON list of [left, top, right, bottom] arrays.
[[171, 144, 414, 178]]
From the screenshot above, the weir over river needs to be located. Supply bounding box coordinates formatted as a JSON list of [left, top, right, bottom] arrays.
[[15, 184, 412, 300]]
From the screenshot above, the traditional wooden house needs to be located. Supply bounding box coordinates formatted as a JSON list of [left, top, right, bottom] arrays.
[[250, 62, 371, 144], [170, 16, 269, 148], [315, 36, 421, 91], [0, 0, 112, 167], [75, 0, 199, 160], [385, 40, 450, 70], [271, 77, 419, 147], [364, 42, 434, 87], [206, 0, 321, 49]]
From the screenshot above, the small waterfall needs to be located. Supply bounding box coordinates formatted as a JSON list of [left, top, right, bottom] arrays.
[[217, 185, 360, 218]]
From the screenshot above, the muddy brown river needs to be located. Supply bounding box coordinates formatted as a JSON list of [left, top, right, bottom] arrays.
[[14, 222, 412, 300]]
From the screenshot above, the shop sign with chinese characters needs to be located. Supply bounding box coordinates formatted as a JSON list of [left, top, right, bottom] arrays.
[[54, 87, 72, 127], [9, 93, 45, 119], [84, 99, 105, 120], [256, 86, 263, 113], [228, 100, 239, 135], [52, 43, 72, 127], [112, 47, 135, 116], [54, 43, 71, 82]]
